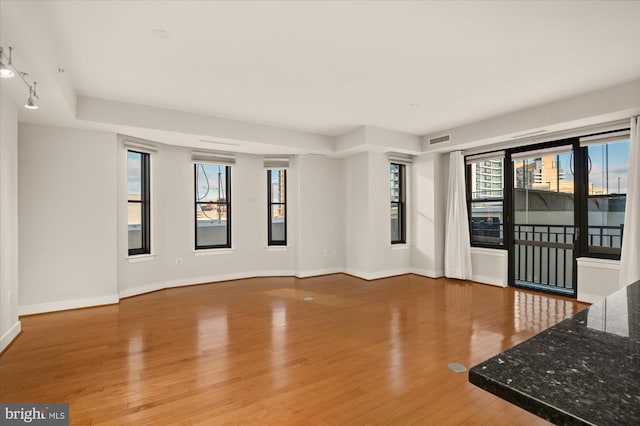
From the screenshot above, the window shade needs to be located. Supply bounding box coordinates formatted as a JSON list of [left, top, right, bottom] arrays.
[[264, 157, 290, 169], [388, 155, 413, 164], [510, 146, 573, 162], [124, 140, 158, 154], [465, 150, 505, 164], [579, 130, 631, 147], [192, 151, 236, 165]]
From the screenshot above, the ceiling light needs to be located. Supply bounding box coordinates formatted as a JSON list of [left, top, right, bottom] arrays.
[[25, 82, 39, 110], [0, 47, 15, 78], [0, 45, 42, 110]]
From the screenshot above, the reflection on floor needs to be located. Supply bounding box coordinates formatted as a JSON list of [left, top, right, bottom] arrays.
[[0, 274, 588, 425]]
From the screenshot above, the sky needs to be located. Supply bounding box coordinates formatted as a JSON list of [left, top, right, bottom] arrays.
[[588, 139, 629, 194], [511, 139, 629, 194]]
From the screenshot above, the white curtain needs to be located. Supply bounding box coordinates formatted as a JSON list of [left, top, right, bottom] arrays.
[[444, 151, 473, 280], [619, 116, 640, 287]]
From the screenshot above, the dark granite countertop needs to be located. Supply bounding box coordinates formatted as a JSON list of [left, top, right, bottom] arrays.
[[469, 281, 640, 425]]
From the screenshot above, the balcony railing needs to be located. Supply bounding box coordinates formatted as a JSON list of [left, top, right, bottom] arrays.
[[514, 224, 575, 293], [470, 222, 624, 294]]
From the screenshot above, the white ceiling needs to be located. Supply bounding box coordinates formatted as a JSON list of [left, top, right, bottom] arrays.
[[1, 0, 640, 144]]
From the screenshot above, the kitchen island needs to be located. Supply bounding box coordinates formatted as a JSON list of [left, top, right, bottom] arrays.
[[469, 281, 639, 425]]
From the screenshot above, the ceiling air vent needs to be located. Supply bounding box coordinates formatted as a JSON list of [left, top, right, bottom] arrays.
[[429, 134, 451, 145]]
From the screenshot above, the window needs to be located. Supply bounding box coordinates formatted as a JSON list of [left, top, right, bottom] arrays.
[[267, 169, 287, 246], [466, 155, 504, 247], [583, 136, 630, 257], [127, 150, 150, 255], [195, 164, 231, 249], [465, 130, 629, 259], [390, 163, 406, 244]]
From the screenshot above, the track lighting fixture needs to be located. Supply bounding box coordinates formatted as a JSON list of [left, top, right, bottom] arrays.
[[0, 47, 15, 78], [0, 45, 41, 110], [25, 82, 39, 110]]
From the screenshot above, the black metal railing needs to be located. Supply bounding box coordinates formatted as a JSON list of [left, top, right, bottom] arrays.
[[513, 224, 575, 291], [470, 222, 624, 292], [587, 224, 624, 255]]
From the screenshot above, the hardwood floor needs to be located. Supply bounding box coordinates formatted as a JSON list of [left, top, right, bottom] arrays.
[[0, 274, 588, 425]]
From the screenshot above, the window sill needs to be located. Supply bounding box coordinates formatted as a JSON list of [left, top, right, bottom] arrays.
[[126, 254, 157, 263], [266, 246, 288, 252], [390, 244, 410, 250], [576, 257, 620, 269], [193, 248, 235, 256]]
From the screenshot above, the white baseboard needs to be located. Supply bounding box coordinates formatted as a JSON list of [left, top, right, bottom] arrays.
[[119, 281, 166, 299], [411, 268, 445, 279], [119, 269, 297, 299], [123, 267, 440, 299], [472, 274, 507, 287], [22, 268, 509, 316], [295, 267, 345, 278], [19, 294, 119, 316], [345, 268, 413, 281], [1, 321, 21, 353]]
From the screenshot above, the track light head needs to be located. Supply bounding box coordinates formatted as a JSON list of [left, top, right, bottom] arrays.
[[25, 83, 39, 110], [0, 47, 15, 78], [25, 95, 38, 109], [1, 46, 40, 110], [0, 63, 14, 78]]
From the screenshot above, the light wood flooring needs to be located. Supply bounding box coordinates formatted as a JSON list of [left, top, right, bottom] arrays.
[[0, 274, 588, 425]]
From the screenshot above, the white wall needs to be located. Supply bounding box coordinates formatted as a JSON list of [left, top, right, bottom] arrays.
[[117, 138, 298, 297], [78, 96, 333, 155], [344, 153, 371, 274], [577, 258, 620, 303], [18, 124, 118, 314], [368, 152, 412, 277], [295, 155, 345, 276], [412, 153, 447, 278], [344, 152, 411, 279], [13, 125, 351, 312], [15, 103, 629, 318], [471, 248, 508, 287], [0, 95, 21, 352], [423, 79, 640, 153]]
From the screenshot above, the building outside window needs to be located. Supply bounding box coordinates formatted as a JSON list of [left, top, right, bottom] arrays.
[[390, 163, 406, 244], [467, 156, 504, 247], [584, 136, 630, 257], [267, 169, 287, 246], [127, 150, 150, 255], [195, 164, 231, 249]]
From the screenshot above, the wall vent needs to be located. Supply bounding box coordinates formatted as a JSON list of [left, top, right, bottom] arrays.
[[429, 134, 451, 145]]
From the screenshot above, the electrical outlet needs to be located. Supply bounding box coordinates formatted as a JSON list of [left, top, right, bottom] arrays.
[[176, 257, 182, 265]]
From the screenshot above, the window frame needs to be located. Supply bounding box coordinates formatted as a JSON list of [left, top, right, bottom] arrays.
[[194, 164, 232, 250], [465, 154, 506, 249], [390, 162, 406, 244], [267, 169, 287, 246], [127, 150, 151, 256], [579, 134, 630, 260], [465, 129, 630, 260]]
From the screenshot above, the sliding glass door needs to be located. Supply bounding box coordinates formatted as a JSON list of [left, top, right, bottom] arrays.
[[467, 129, 631, 298], [509, 142, 577, 296]]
